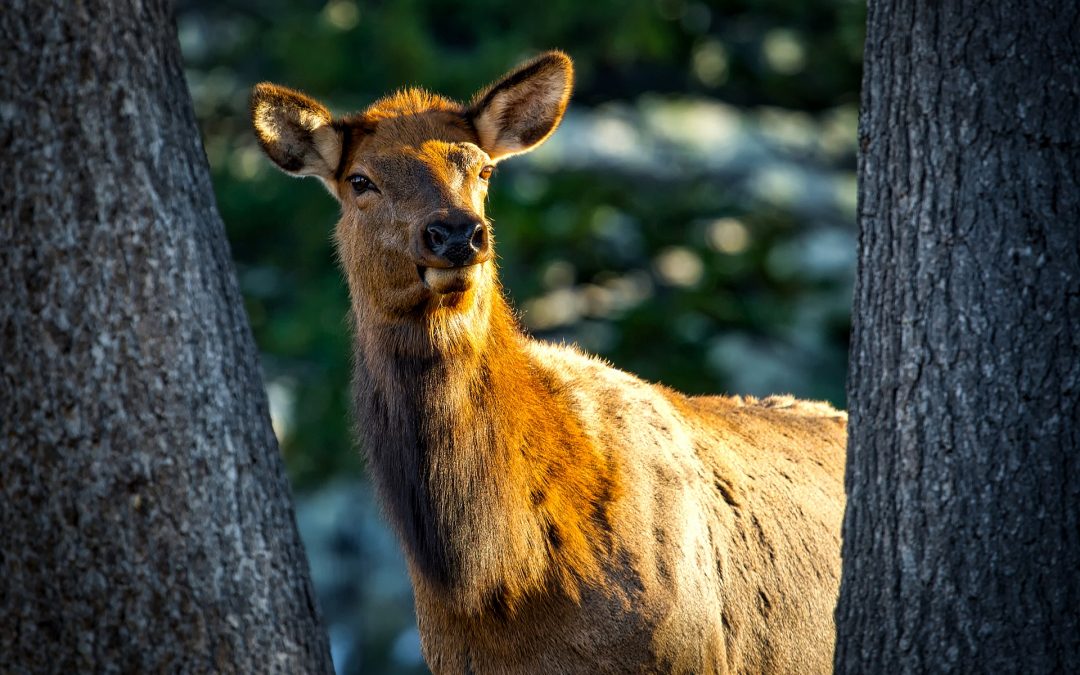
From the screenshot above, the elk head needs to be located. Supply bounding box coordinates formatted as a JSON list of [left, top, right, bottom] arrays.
[[251, 52, 573, 356]]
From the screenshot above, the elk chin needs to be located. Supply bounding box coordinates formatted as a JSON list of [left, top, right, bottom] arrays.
[[421, 264, 481, 296]]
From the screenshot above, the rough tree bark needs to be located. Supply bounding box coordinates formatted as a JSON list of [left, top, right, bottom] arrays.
[[836, 1, 1079, 673], [0, 1, 333, 672]]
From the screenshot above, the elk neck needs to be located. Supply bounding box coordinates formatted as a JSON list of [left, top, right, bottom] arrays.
[[350, 280, 618, 617]]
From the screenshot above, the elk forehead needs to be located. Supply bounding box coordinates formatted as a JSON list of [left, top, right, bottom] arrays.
[[355, 140, 490, 201]]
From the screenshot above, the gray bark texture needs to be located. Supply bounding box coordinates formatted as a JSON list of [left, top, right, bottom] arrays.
[[0, 1, 334, 672], [836, 1, 1080, 673]]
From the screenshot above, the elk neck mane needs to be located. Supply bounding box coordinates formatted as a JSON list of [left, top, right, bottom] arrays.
[[351, 283, 620, 617]]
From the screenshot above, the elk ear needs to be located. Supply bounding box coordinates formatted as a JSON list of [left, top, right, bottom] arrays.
[[468, 51, 573, 160], [251, 83, 342, 181]]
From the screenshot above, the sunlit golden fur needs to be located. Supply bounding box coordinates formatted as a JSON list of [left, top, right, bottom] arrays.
[[252, 50, 846, 674]]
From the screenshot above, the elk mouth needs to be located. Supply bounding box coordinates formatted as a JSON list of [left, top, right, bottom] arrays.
[[417, 263, 480, 295]]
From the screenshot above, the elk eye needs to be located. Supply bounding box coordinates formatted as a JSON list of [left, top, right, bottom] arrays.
[[348, 174, 378, 195], [479, 165, 495, 181]]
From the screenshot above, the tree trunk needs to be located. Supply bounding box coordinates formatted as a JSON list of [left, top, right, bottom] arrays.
[[0, 1, 333, 672], [836, 1, 1079, 672]]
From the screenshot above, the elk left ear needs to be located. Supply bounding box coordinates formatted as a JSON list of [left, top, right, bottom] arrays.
[[468, 51, 573, 160]]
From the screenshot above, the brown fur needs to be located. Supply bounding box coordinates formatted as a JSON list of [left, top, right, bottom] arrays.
[[252, 51, 846, 674]]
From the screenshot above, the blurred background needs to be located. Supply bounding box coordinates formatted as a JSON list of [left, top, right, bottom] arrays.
[[175, 0, 863, 671]]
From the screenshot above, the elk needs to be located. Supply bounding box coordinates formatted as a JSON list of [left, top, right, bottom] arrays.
[[251, 51, 846, 674]]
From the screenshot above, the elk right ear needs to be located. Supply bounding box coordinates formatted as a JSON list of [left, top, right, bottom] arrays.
[[251, 83, 342, 181]]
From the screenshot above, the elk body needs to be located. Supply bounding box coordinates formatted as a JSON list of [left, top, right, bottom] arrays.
[[252, 51, 846, 674]]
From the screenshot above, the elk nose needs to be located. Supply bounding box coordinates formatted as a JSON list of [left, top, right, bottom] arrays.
[[423, 219, 487, 267]]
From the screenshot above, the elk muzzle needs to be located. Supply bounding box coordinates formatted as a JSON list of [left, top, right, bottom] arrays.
[[413, 215, 492, 295], [419, 217, 490, 268]]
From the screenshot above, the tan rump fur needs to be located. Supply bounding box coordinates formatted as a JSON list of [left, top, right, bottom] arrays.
[[251, 50, 846, 674]]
